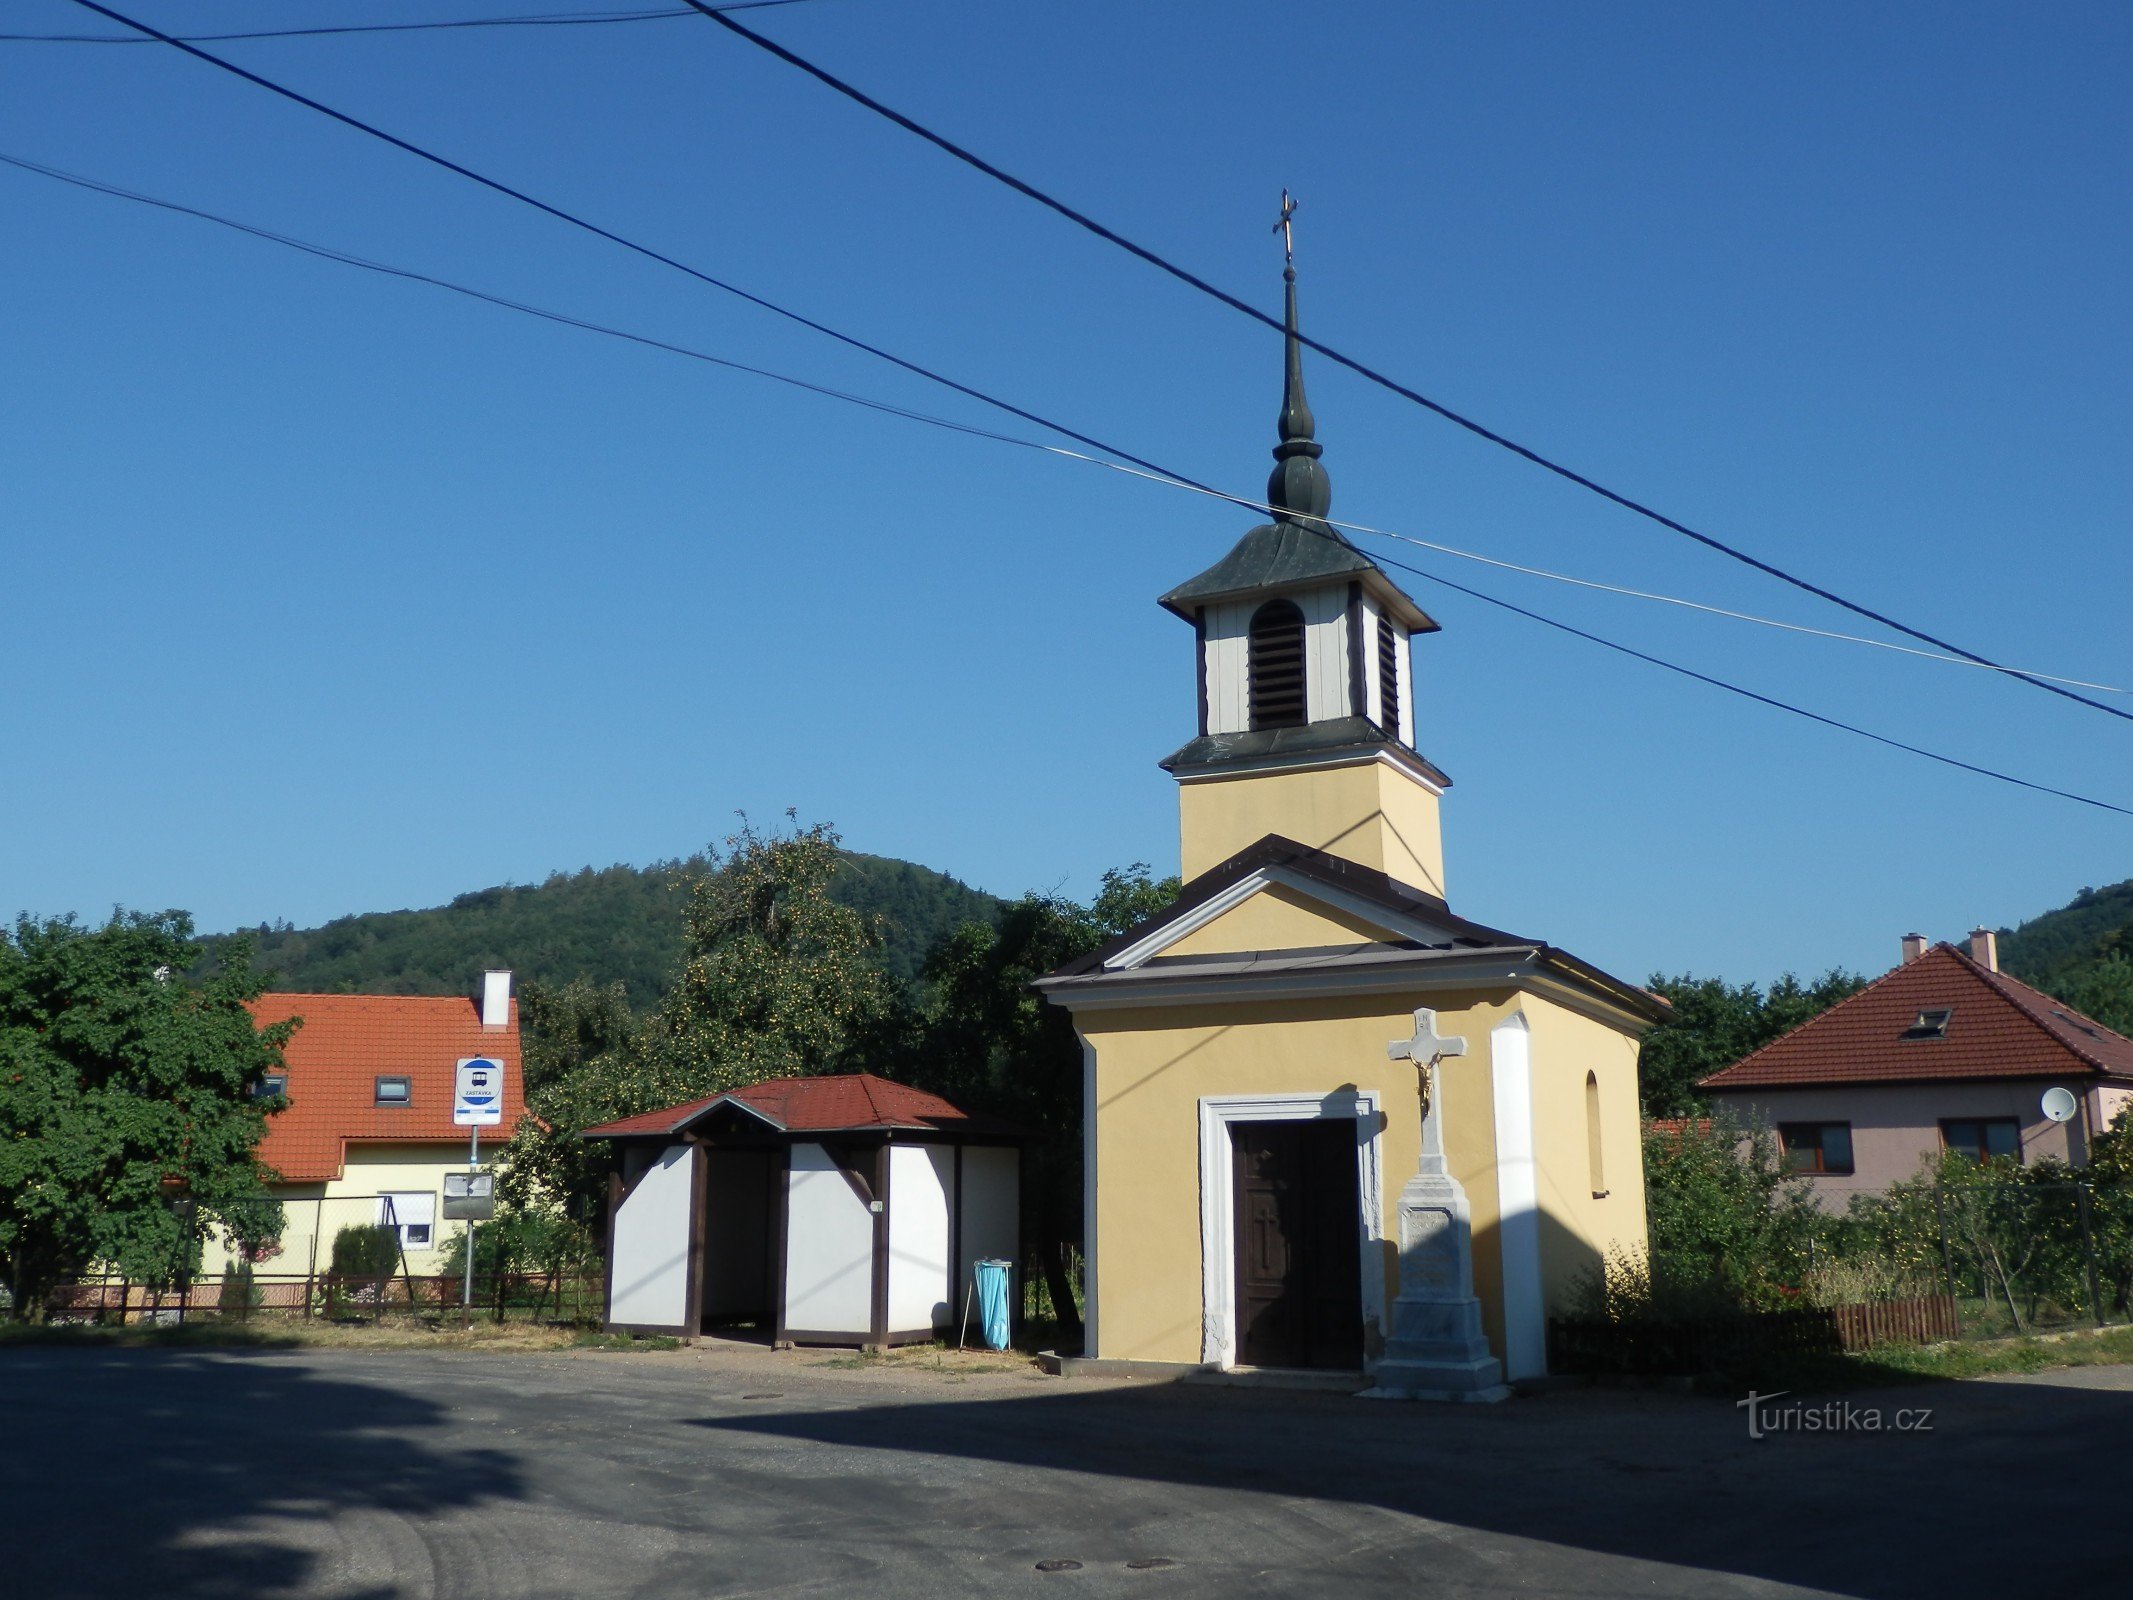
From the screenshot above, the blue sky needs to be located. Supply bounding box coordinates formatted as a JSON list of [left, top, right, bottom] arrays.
[[3, 0, 2130, 986]]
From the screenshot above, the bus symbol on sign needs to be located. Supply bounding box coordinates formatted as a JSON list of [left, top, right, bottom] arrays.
[[454, 1057, 505, 1127]]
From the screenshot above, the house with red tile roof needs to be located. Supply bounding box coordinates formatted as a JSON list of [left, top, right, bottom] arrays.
[[227, 973, 526, 1277], [1700, 932, 2133, 1204]]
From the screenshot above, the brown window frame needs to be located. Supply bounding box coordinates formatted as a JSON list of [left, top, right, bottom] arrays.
[[1778, 1121, 1855, 1175], [1940, 1117, 2021, 1165]]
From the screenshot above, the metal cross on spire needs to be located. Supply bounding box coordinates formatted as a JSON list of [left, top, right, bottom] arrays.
[[1273, 189, 1297, 265]]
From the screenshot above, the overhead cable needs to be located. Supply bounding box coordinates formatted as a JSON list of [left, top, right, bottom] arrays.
[[14, 144, 2126, 821], [5, 4, 810, 46], [681, 1, 2133, 728], [65, 0, 1219, 499]]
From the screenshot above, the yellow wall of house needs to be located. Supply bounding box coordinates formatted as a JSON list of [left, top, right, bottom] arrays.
[[1164, 883, 1397, 958], [1177, 758, 1446, 898], [223, 1143, 488, 1279], [1078, 988, 1649, 1367]]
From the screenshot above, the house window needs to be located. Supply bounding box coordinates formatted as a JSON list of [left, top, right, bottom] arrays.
[[1584, 1071, 1607, 1197], [1942, 1118, 2021, 1164], [374, 1075, 412, 1107], [1376, 615, 1401, 737], [1903, 1008, 1953, 1040], [376, 1192, 435, 1249], [1779, 1122, 1855, 1175], [1247, 599, 1307, 730], [251, 1074, 287, 1101]]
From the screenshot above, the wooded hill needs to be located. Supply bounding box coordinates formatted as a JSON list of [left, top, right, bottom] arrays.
[[202, 852, 1003, 1003]]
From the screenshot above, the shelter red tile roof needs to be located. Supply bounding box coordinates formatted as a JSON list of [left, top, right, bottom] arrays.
[[249, 993, 525, 1182], [1698, 944, 2133, 1091], [581, 1072, 1019, 1140]]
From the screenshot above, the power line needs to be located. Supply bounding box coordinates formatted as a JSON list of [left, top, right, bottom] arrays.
[[4, 4, 811, 47], [1366, 551, 2133, 820], [682, 2, 2133, 730], [17, 140, 2127, 699], [13, 145, 2127, 823], [65, 0, 1218, 500]]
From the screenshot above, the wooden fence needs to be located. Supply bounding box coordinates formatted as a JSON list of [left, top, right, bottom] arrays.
[[1549, 1293, 1959, 1375]]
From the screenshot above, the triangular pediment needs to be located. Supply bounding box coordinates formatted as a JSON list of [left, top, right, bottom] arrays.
[[1101, 864, 1462, 972]]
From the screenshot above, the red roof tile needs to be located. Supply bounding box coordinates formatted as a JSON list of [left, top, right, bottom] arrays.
[[581, 1072, 1019, 1140], [248, 993, 526, 1182], [1698, 944, 2133, 1091]]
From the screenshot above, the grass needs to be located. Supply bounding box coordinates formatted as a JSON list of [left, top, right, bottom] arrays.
[[0, 1317, 679, 1353], [808, 1341, 1038, 1377], [1721, 1323, 2133, 1393]]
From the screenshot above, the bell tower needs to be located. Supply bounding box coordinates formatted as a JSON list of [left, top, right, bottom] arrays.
[[1158, 239, 1452, 899]]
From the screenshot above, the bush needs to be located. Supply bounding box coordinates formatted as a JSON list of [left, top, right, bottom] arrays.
[[328, 1224, 401, 1279], [1639, 1112, 1824, 1311]]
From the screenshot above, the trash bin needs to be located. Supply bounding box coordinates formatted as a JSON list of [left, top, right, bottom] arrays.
[[974, 1257, 1013, 1352]]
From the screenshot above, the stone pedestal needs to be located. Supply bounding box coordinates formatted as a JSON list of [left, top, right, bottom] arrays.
[[1359, 1161, 1510, 1402]]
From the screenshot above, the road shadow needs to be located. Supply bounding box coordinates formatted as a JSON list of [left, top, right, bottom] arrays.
[[688, 1369, 2127, 1598], [0, 1348, 522, 1599]]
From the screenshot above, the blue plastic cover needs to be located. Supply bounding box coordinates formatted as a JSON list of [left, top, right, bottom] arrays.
[[975, 1257, 1012, 1352]]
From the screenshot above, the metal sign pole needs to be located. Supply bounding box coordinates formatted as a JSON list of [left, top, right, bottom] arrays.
[[464, 1125, 479, 1329]]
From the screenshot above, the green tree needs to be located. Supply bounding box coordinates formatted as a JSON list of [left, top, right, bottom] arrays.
[[518, 976, 637, 1096], [0, 912, 292, 1320], [912, 864, 1178, 1335], [502, 817, 902, 1228], [1636, 1112, 1824, 1312], [1637, 969, 1866, 1116]]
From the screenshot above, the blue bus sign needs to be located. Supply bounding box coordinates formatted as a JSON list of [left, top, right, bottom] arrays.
[[454, 1057, 505, 1127]]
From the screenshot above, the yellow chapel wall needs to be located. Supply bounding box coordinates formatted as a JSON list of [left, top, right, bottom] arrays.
[[1162, 883, 1397, 959], [1177, 759, 1446, 899], [1518, 997, 1651, 1311], [1079, 988, 1521, 1367], [1078, 987, 1653, 1368]]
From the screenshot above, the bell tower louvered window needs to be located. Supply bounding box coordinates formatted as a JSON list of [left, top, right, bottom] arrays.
[[1377, 615, 1401, 737], [1248, 599, 1307, 730]]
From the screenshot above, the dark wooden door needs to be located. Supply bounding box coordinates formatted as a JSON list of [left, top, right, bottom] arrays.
[[1231, 1119, 1363, 1370]]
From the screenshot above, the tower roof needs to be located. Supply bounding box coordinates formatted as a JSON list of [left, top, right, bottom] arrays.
[[1160, 244, 1436, 633]]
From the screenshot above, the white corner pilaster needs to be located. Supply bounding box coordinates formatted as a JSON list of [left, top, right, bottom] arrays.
[[1491, 1011, 1546, 1380]]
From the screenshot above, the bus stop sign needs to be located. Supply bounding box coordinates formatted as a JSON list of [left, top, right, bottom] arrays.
[[454, 1057, 505, 1127]]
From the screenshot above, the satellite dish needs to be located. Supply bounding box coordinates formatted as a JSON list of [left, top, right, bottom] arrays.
[[2041, 1086, 2078, 1124]]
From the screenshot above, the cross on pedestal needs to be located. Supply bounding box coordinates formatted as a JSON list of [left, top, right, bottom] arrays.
[[1386, 1008, 1466, 1151]]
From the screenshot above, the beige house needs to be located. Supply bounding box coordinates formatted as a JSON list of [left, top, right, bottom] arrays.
[[1037, 264, 1664, 1387], [1702, 932, 2133, 1205]]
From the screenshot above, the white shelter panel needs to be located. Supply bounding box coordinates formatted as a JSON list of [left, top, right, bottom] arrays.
[[887, 1144, 954, 1334], [608, 1143, 696, 1331], [957, 1145, 1020, 1299], [783, 1142, 875, 1335]]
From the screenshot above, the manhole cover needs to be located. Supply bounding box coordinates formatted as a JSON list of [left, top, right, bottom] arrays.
[[740, 1393, 783, 1401], [1034, 1559, 1084, 1573], [1126, 1559, 1181, 1570]]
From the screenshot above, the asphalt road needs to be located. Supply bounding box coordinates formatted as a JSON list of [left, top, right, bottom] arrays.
[[5, 1340, 2122, 1599]]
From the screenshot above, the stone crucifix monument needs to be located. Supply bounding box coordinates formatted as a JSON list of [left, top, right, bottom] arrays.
[[1361, 1007, 1511, 1402]]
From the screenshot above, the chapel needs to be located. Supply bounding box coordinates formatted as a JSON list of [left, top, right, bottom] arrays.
[[1037, 245, 1666, 1391]]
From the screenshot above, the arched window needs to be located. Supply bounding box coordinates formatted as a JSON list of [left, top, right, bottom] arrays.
[[1585, 1071, 1607, 1197], [1248, 599, 1306, 730], [1376, 615, 1402, 737]]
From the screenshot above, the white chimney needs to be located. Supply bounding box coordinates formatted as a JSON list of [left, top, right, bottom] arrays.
[[481, 969, 513, 1028], [1968, 929, 1999, 973], [1900, 933, 1929, 965]]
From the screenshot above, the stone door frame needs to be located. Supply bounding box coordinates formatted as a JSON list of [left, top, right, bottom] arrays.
[[1197, 1090, 1385, 1369]]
